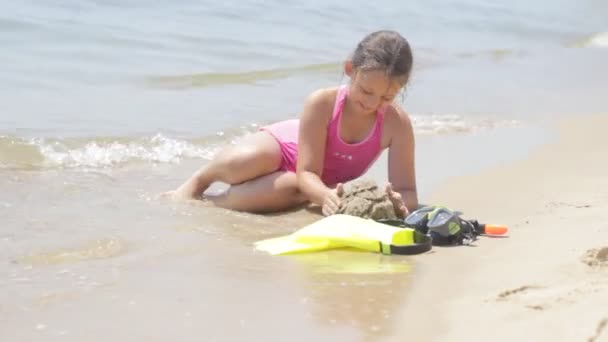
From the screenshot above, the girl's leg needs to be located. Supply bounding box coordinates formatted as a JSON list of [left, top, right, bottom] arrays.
[[206, 171, 307, 213], [168, 131, 283, 200]]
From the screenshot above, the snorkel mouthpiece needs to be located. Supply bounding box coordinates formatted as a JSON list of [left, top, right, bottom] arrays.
[[480, 224, 508, 235]]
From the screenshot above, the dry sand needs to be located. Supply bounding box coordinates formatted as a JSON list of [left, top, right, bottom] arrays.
[[390, 114, 608, 342]]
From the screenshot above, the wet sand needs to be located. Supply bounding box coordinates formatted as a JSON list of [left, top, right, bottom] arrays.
[[2, 115, 607, 342]]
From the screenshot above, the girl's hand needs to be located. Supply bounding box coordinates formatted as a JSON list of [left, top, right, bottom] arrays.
[[385, 183, 409, 219], [158, 190, 180, 200], [321, 183, 344, 216]]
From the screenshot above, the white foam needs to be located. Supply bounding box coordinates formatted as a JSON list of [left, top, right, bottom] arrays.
[[36, 134, 219, 168], [581, 32, 608, 48], [411, 114, 520, 135]]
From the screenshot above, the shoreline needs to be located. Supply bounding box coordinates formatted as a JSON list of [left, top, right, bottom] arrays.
[[390, 113, 608, 341]]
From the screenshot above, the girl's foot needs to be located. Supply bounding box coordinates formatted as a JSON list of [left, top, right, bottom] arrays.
[[159, 189, 198, 201]]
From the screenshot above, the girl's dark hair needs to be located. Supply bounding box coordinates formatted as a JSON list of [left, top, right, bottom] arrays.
[[351, 30, 413, 86]]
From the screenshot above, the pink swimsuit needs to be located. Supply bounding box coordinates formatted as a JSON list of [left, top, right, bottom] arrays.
[[261, 85, 386, 186]]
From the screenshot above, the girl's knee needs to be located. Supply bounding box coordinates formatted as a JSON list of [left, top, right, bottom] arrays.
[[214, 156, 248, 184]]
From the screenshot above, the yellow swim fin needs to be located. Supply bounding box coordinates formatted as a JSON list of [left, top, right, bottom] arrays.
[[254, 214, 431, 255], [253, 235, 334, 255]]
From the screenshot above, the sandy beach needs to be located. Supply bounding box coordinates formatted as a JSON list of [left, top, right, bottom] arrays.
[[392, 114, 608, 342], [2, 114, 607, 342]]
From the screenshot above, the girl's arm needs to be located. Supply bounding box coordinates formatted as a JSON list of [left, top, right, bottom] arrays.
[[296, 89, 335, 207], [386, 106, 419, 212]]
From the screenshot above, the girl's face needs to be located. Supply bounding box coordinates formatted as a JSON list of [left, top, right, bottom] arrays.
[[346, 65, 403, 115]]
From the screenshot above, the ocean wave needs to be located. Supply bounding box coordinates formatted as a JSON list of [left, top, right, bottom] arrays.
[[573, 32, 608, 48], [454, 48, 522, 62], [146, 62, 341, 89], [0, 134, 223, 170], [412, 114, 520, 135], [0, 115, 520, 170]]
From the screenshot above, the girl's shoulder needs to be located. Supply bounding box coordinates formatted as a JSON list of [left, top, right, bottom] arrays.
[[384, 103, 413, 128], [300, 86, 341, 122], [305, 86, 340, 109], [382, 103, 415, 142]]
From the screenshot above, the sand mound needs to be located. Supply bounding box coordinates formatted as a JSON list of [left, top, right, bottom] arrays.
[[337, 179, 397, 220]]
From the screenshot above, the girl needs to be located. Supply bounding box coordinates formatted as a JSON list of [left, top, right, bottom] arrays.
[[164, 30, 418, 218]]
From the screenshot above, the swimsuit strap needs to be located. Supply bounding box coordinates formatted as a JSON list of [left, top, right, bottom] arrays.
[[330, 85, 349, 121]]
